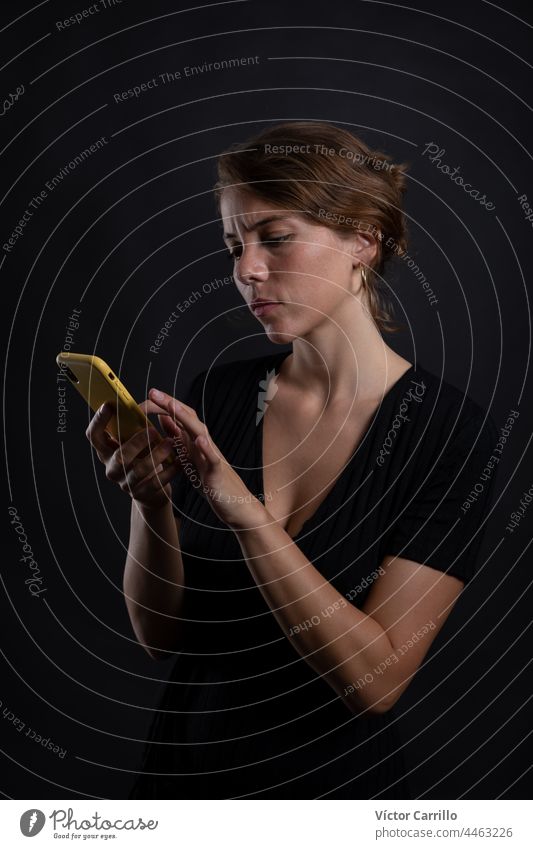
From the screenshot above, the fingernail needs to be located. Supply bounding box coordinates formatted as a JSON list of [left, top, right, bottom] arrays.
[[150, 389, 163, 401]]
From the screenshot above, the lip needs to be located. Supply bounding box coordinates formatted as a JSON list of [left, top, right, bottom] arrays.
[[251, 300, 282, 317]]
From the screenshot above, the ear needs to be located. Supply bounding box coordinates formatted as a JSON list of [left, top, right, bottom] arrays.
[[350, 230, 379, 268]]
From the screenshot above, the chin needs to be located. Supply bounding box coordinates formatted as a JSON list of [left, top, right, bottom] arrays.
[[259, 304, 323, 342], [264, 328, 294, 345]]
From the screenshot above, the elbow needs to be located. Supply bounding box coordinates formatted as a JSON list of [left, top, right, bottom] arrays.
[[144, 646, 177, 662], [366, 698, 396, 715], [341, 686, 399, 716], [129, 612, 183, 661], [146, 649, 174, 663], [135, 623, 182, 661]]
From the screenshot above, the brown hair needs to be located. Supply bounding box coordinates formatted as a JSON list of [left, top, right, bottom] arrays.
[[213, 121, 409, 333]]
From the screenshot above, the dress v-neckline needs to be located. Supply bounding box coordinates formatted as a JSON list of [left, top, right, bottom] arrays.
[[254, 348, 415, 541]]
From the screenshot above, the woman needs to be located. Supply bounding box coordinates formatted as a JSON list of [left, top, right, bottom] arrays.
[[87, 121, 498, 798]]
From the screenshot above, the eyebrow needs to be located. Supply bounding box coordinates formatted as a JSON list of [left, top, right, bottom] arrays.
[[223, 215, 293, 240]]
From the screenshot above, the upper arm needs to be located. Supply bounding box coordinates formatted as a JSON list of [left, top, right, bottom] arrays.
[[383, 405, 499, 585], [174, 515, 182, 539], [351, 400, 497, 712], [359, 554, 464, 710]]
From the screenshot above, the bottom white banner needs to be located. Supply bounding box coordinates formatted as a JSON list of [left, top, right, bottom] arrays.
[[1, 799, 530, 848]]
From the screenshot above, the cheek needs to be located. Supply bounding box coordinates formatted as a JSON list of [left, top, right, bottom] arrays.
[[289, 242, 349, 299], [292, 238, 347, 275]]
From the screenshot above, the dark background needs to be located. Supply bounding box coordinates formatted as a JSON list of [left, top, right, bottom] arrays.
[[1, 0, 532, 799]]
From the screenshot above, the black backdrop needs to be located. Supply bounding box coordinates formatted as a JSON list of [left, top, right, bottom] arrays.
[[2, 0, 532, 800]]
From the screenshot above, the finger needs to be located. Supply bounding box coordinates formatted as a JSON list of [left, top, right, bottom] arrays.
[[122, 437, 176, 491], [86, 402, 119, 458], [146, 390, 208, 446], [132, 454, 184, 500], [106, 427, 163, 481], [176, 424, 193, 456], [118, 426, 164, 466], [148, 390, 193, 423], [158, 412, 181, 439], [149, 391, 207, 442], [140, 399, 170, 416]]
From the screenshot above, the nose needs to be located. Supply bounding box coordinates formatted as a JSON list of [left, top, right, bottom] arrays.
[[235, 242, 269, 286]]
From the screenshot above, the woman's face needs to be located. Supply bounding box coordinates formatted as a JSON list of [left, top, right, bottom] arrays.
[[220, 187, 373, 344]]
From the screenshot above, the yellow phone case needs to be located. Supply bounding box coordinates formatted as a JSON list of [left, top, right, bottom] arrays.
[[55, 352, 176, 464]]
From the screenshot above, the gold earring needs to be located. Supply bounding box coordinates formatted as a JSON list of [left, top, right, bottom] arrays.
[[361, 265, 368, 286]]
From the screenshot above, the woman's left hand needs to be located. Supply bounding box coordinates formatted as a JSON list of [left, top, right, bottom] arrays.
[[141, 389, 266, 531]]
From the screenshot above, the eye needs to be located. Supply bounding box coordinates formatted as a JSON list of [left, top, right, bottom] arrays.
[[262, 234, 292, 247], [224, 234, 292, 262]]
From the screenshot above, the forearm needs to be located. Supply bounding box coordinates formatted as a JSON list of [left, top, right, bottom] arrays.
[[234, 510, 396, 712], [123, 500, 185, 660]]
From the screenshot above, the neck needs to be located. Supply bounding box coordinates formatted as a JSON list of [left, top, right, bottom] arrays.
[[281, 306, 409, 406]]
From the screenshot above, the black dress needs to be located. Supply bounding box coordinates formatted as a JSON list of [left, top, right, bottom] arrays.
[[129, 348, 498, 799]]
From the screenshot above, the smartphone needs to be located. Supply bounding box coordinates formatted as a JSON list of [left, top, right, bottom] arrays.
[[55, 352, 176, 466]]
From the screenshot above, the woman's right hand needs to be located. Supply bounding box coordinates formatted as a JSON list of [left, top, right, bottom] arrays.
[[85, 402, 180, 511]]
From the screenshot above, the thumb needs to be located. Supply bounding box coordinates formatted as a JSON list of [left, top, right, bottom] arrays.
[[195, 434, 221, 467]]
